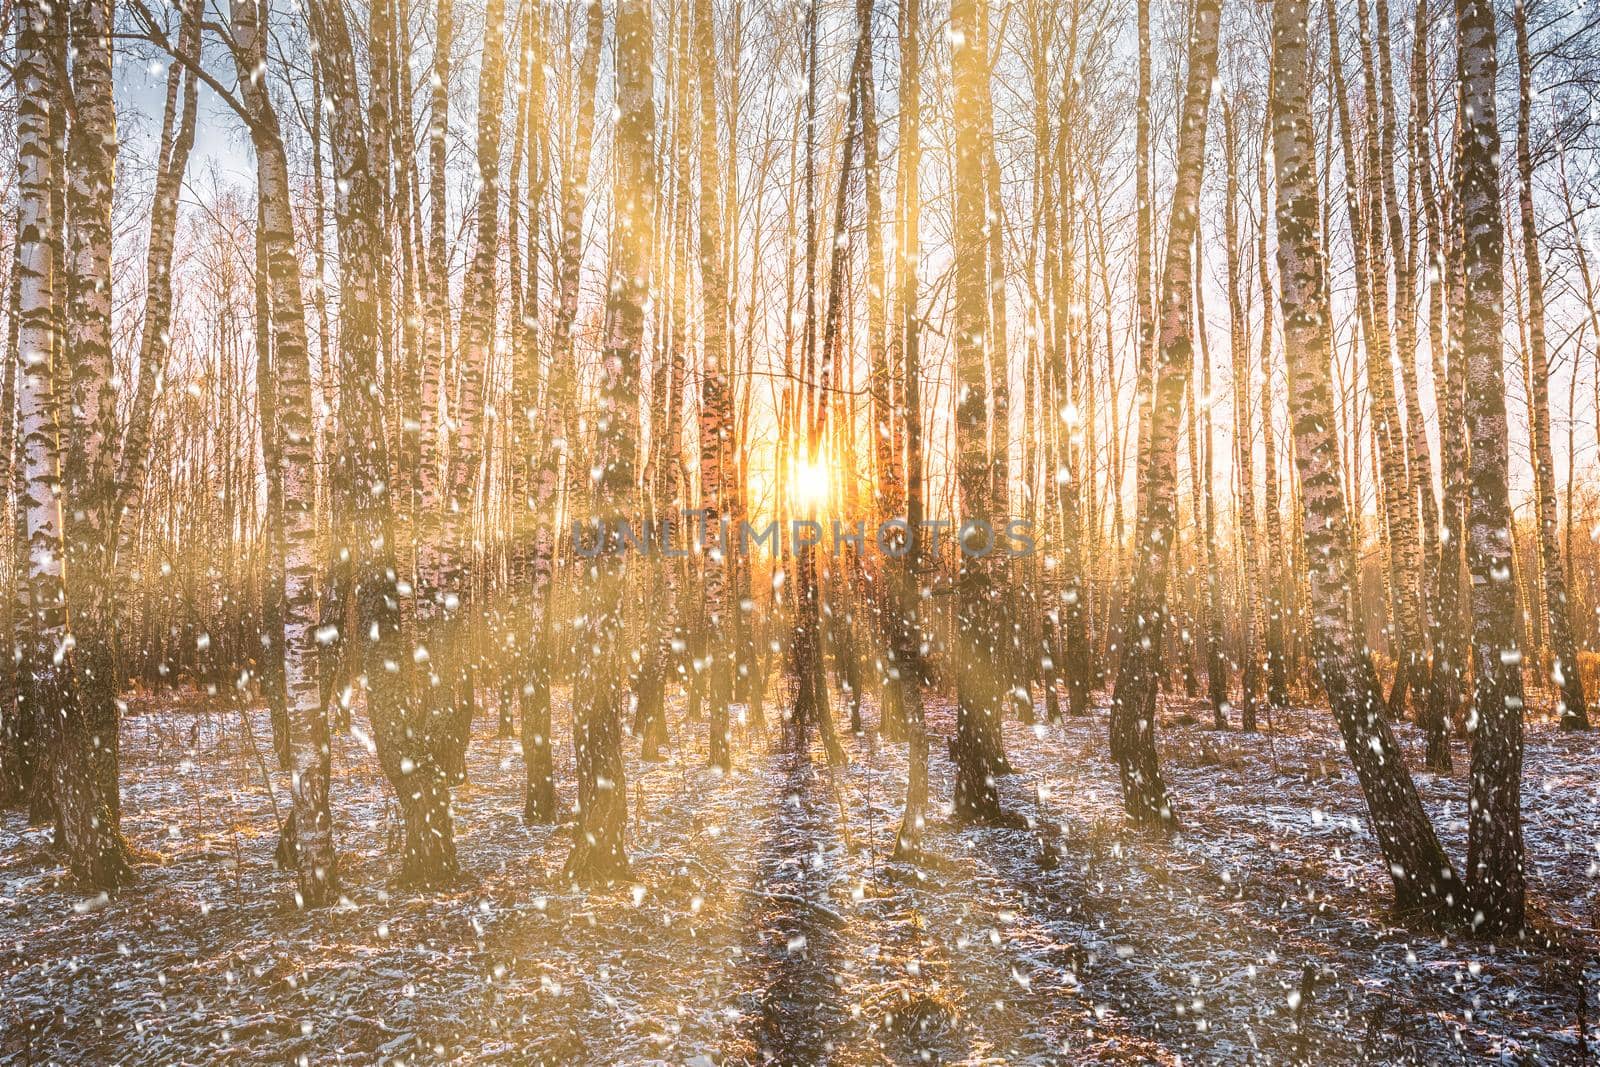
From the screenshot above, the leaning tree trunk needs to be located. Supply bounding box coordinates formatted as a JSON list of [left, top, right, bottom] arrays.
[[1108, 0, 1221, 829], [564, 0, 656, 887], [1372, 0, 1439, 611], [1515, 0, 1588, 732], [1268, 0, 1464, 926], [1456, 0, 1527, 935], [116, 0, 200, 559], [797, 4, 873, 768]]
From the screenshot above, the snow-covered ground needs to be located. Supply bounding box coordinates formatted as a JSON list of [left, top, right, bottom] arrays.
[[1, 685, 1594, 1064]]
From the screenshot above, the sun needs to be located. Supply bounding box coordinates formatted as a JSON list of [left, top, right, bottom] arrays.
[[792, 459, 831, 511]]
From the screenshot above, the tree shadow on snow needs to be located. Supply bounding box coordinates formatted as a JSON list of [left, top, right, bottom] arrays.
[[725, 747, 853, 1065]]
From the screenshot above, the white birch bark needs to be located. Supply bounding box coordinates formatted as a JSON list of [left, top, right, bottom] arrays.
[[1269, 0, 1463, 925], [231, 0, 338, 905], [1456, 0, 1526, 935]]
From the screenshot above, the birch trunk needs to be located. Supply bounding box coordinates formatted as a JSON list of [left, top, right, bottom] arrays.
[[525, 0, 602, 825], [254, 202, 289, 768], [1375, 0, 1440, 605], [0, 266, 24, 801], [951, 0, 1011, 824], [516, 0, 560, 822], [1108, 0, 1222, 829], [1055, 56, 1091, 720], [232, 0, 338, 905], [565, 0, 654, 886], [57, 0, 135, 891], [1414, 0, 1459, 770], [117, 0, 201, 552], [495, 0, 532, 742], [1514, 0, 1588, 732], [697, 0, 738, 772], [1132, 0, 1155, 538], [1456, 0, 1527, 935], [1326, 0, 1427, 719], [859, 0, 903, 743], [14, 0, 103, 880], [975, 0, 1008, 518], [1224, 100, 1261, 729], [1257, 92, 1290, 709], [420, 0, 454, 593], [1195, 234, 1228, 727], [892, 0, 929, 861], [1270, 0, 1463, 924], [309, 0, 446, 888], [431, 0, 507, 775], [636, 3, 694, 761]]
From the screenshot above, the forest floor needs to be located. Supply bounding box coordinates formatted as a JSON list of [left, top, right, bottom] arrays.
[[0, 681, 1596, 1065]]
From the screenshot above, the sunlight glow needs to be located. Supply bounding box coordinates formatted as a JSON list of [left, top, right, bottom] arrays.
[[792, 459, 832, 511]]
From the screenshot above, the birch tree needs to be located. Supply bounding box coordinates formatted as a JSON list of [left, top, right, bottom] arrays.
[[892, 0, 930, 860], [229, 0, 337, 904], [54, 0, 135, 891], [950, 0, 1012, 823], [524, 0, 603, 826], [1109, 0, 1222, 828], [565, 0, 655, 886], [1269, 0, 1463, 924], [308, 0, 453, 887], [1455, 0, 1527, 935], [696, 0, 738, 772], [15, 0, 133, 890], [1514, 0, 1589, 733]]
